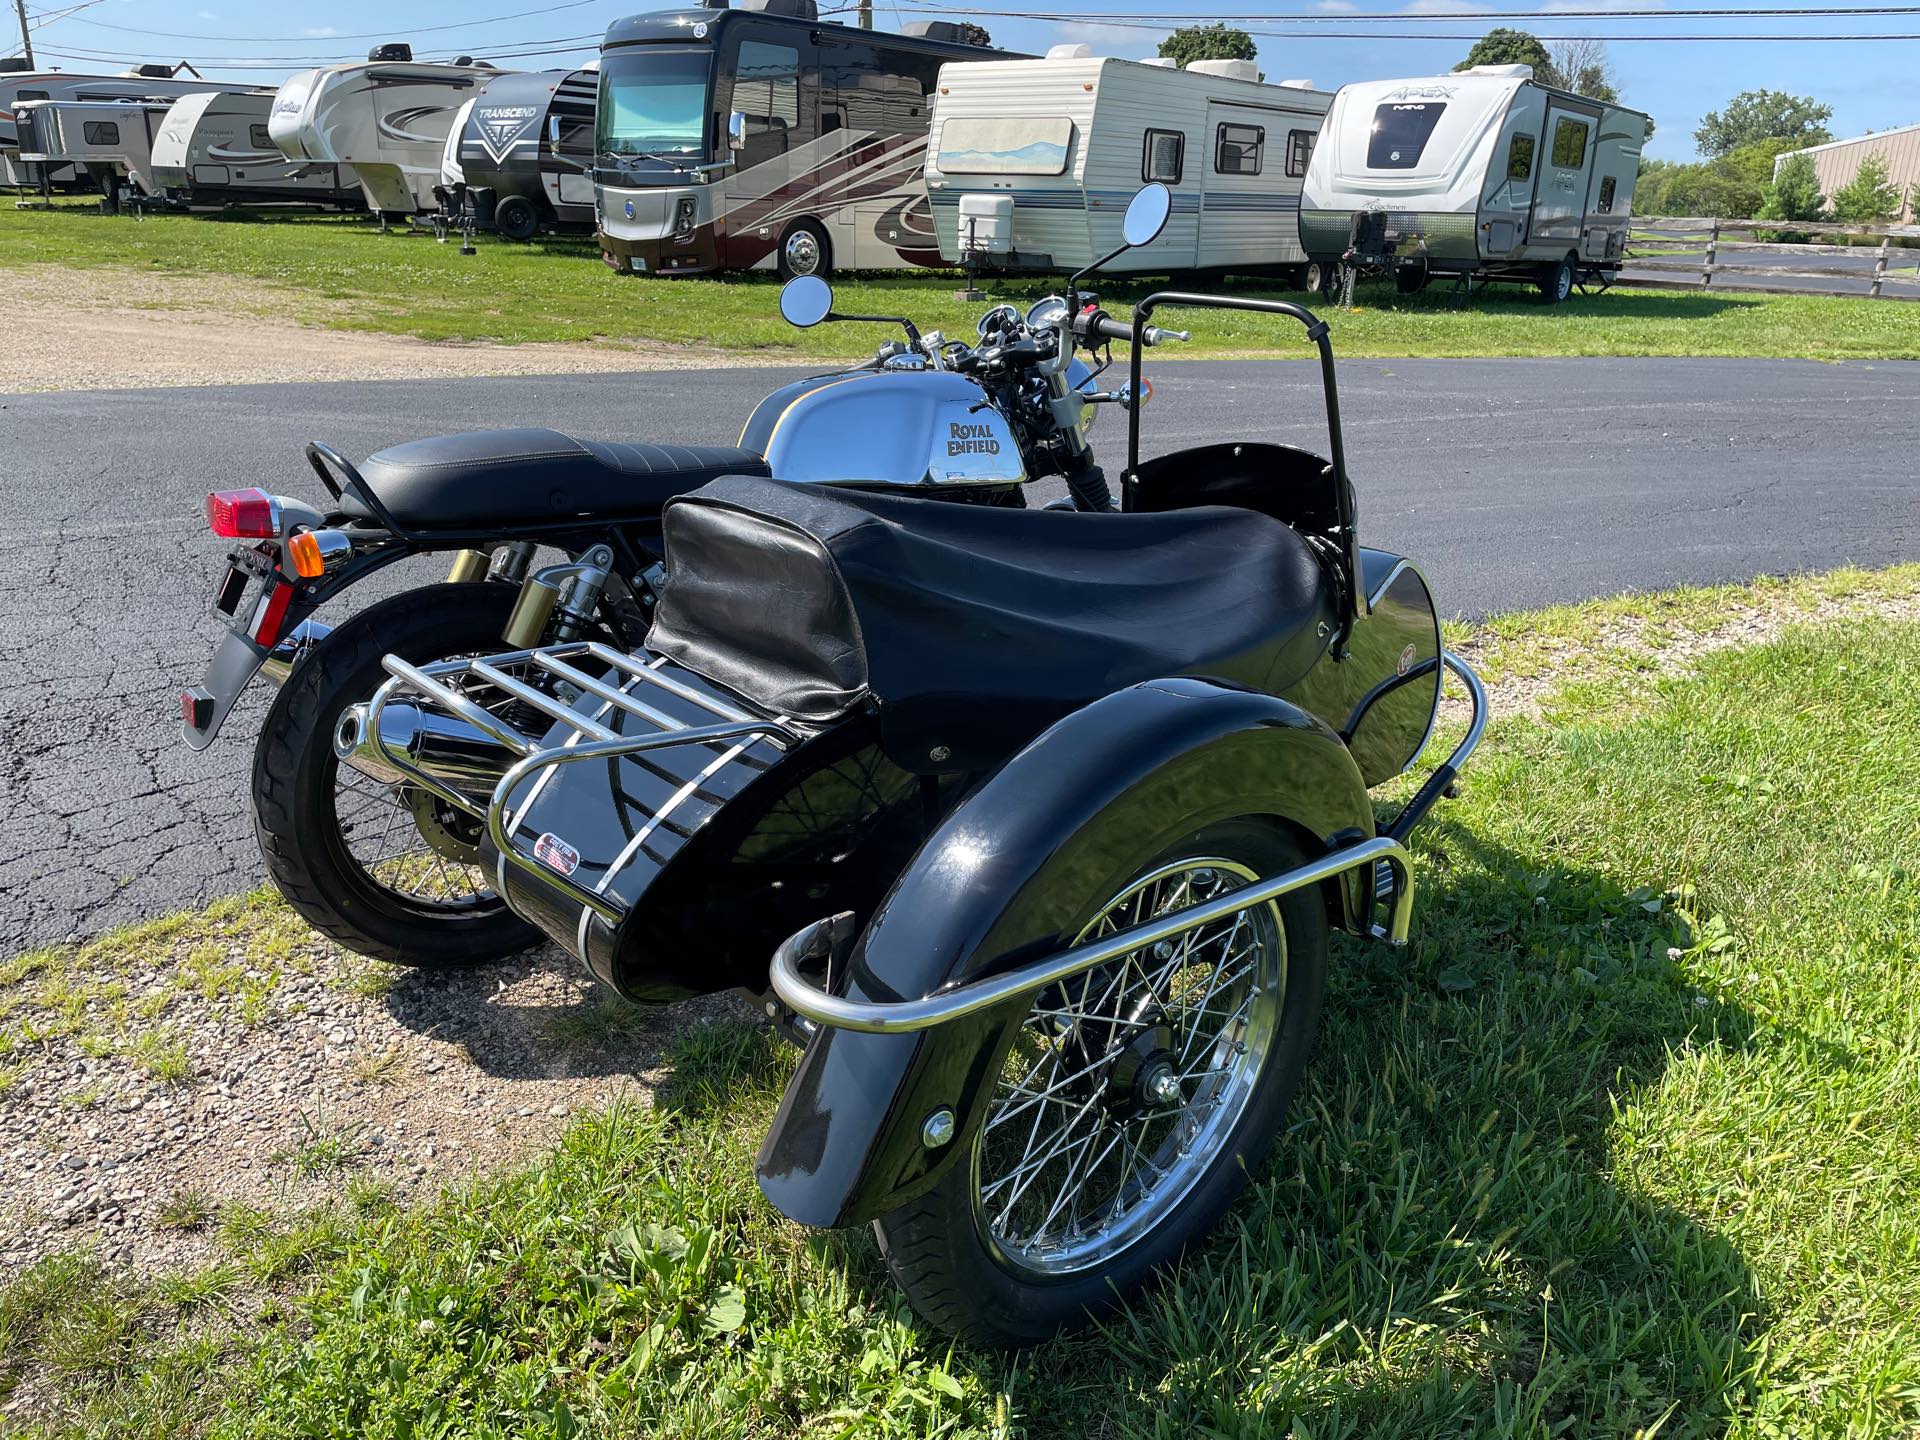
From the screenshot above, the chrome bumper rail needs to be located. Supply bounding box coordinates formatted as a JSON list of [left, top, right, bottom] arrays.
[[770, 834, 1414, 1036], [361, 640, 797, 922], [1440, 650, 1488, 770]]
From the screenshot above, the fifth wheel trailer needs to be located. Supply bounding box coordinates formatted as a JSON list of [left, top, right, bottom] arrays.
[[269, 46, 504, 217], [151, 90, 361, 208], [436, 66, 598, 240], [0, 64, 222, 191], [13, 96, 224, 204], [1299, 65, 1649, 300], [925, 50, 1332, 281]]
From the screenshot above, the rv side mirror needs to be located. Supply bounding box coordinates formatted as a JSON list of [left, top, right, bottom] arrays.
[[779, 274, 833, 329], [727, 110, 747, 153], [1122, 182, 1172, 249]]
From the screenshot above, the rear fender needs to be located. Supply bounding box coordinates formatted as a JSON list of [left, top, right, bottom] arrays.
[[754, 676, 1375, 1229]]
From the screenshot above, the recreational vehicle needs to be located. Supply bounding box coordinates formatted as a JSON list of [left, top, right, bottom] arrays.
[[594, 1, 1018, 278], [12, 95, 218, 203], [269, 46, 503, 217], [925, 49, 1332, 281], [436, 66, 597, 239], [1299, 65, 1649, 300], [1, 64, 220, 190], [150, 89, 361, 209]]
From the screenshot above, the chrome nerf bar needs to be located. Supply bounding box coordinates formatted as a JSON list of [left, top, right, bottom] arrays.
[[770, 835, 1414, 1036]]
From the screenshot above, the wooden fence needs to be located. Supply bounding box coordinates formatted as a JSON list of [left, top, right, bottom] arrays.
[[1625, 216, 1920, 300]]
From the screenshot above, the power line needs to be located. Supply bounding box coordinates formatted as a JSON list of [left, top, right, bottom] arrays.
[[880, 2, 1920, 14], [41, 0, 611, 44], [836, 5, 1920, 35]]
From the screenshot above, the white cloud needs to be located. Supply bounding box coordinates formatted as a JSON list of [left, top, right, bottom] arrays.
[[300, 25, 339, 37], [1540, 0, 1659, 8], [1401, 0, 1477, 12], [194, 8, 217, 17], [1313, 1, 1358, 11]]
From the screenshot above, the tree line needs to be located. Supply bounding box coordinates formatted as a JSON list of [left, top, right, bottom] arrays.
[[1153, 22, 1910, 224]]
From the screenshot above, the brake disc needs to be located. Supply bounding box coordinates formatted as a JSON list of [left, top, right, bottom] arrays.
[[401, 786, 485, 861]]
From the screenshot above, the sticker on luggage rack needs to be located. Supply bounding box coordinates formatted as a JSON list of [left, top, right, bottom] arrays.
[[533, 831, 581, 878]]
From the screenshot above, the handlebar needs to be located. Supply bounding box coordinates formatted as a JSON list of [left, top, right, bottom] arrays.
[[1077, 307, 1189, 349]]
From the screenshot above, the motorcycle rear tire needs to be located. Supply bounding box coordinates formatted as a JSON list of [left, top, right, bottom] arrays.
[[250, 581, 541, 968], [873, 818, 1329, 1347]]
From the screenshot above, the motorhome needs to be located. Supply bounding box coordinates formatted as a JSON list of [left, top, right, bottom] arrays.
[[12, 95, 215, 202], [924, 49, 1332, 283], [1299, 65, 1649, 300], [150, 89, 361, 208], [594, 1, 1018, 279], [1, 63, 220, 190], [269, 45, 503, 217], [436, 66, 597, 239]]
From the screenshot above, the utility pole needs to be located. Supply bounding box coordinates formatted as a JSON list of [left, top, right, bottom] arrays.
[[12, 0, 33, 67], [856, 0, 871, 28]]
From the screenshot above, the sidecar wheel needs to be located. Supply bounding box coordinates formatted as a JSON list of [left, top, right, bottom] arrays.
[[250, 582, 541, 968], [873, 819, 1328, 1347]]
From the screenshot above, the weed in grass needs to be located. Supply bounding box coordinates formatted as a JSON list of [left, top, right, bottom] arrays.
[[348, 1049, 402, 1086], [345, 1174, 395, 1217], [156, 1189, 218, 1232], [272, 1114, 363, 1179], [545, 993, 653, 1049], [126, 1029, 192, 1084], [154, 1263, 241, 1314]]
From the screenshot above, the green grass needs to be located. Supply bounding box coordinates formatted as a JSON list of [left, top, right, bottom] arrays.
[[5, 202, 1918, 360], [3, 585, 1918, 1435]]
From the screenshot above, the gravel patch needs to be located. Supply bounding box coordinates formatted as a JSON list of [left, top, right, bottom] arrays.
[[0, 910, 754, 1280], [0, 264, 778, 393]]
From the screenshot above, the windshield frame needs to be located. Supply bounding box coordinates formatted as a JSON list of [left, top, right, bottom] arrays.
[[596, 43, 716, 166]]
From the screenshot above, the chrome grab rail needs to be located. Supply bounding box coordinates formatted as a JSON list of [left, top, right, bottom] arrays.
[[770, 834, 1414, 1036], [1440, 651, 1488, 769]]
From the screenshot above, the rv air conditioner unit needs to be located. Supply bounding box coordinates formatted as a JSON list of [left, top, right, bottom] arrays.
[[1278, 78, 1315, 89], [736, 0, 818, 16], [1467, 64, 1533, 78], [1186, 58, 1261, 82], [901, 19, 964, 40], [0, 57, 30, 73], [131, 63, 179, 78], [368, 43, 414, 63], [1140, 57, 1177, 68], [1045, 43, 1093, 60], [957, 192, 1014, 260]]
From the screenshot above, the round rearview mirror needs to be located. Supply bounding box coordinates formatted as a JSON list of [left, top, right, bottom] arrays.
[[779, 274, 833, 329], [1122, 182, 1172, 249]]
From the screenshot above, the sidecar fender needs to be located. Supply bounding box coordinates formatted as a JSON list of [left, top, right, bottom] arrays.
[[754, 676, 1375, 1230]]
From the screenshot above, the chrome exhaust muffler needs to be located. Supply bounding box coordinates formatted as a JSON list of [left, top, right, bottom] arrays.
[[333, 700, 520, 806]]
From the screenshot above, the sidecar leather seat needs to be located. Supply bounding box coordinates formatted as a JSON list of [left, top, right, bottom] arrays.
[[650, 475, 1337, 770], [338, 428, 771, 530]]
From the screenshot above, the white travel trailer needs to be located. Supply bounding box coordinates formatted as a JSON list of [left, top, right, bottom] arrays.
[[151, 90, 360, 208], [1299, 65, 1650, 301], [924, 49, 1333, 280], [0, 63, 220, 190], [269, 46, 503, 217], [12, 96, 207, 201]]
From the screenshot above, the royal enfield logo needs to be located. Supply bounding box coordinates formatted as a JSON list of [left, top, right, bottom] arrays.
[[946, 421, 1001, 458], [1397, 643, 1416, 677], [533, 831, 581, 878], [474, 103, 538, 164]]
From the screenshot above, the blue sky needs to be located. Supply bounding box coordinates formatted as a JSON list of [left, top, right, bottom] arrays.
[[14, 0, 1918, 160]]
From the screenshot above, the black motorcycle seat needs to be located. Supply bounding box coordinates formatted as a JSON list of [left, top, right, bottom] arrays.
[[649, 476, 1336, 769], [338, 428, 772, 531]]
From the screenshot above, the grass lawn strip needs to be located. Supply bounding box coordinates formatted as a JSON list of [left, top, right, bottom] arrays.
[[4, 203, 1919, 362], [1, 568, 1916, 1436]]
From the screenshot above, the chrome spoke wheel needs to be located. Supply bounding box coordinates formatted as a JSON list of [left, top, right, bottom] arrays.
[[972, 857, 1286, 1277]]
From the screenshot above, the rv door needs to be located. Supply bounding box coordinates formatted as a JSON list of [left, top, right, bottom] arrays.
[[1528, 104, 1592, 247], [1197, 102, 1274, 270], [721, 28, 817, 259]]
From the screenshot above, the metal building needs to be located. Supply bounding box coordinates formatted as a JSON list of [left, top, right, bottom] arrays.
[[1775, 123, 1920, 221]]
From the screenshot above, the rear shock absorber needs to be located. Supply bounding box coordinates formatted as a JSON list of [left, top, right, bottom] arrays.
[[500, 544, 615, 651]]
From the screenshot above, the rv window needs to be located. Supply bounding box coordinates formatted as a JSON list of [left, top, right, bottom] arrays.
[[936, 115, 1072, 175], [1286, 128, 1315, 178], [1551, 117, 1589, 169], [1142, 128, 1183, 184], [250, 124, 273, 149], [598, 47, 712, 158], [1367, 102, 1445, 169], [735, 40, 800, 143], [18, 89, 48, 101], [1506, 133, 1535, 181], [83, 121, 120, 146], [1598, 174, 1617, 211], [1214, 123, 1263, 176]]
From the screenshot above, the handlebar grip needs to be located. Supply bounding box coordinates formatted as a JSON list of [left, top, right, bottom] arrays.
[[1094, 314, 1135, 345]]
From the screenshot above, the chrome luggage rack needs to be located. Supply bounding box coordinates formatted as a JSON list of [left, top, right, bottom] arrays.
[[770, 650, 1487, 1036], [354, 640, 803, 922]]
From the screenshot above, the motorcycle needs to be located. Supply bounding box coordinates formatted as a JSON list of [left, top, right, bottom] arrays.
[[178, 259, 1134, 969], [330, 184, 1490, 1345]]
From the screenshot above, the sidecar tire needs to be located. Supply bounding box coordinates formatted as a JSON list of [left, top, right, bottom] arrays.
[[250, 581, 541, 968], [873, 819, 1328, 1348]]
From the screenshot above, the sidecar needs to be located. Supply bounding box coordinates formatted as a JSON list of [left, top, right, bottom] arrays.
[[343, 294, 1485, 1347]]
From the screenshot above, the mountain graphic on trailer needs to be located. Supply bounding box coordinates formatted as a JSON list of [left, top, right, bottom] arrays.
[[939, 140, 1067, 166]]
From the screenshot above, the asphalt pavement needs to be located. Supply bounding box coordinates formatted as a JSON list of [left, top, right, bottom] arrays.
[[1, 355, 1915, 949]]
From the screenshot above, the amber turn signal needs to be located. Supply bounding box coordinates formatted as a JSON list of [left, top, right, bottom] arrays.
[[287, 531, 324, 578]]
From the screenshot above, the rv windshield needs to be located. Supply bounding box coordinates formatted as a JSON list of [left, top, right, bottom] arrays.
[[1367, 101, 1446, 169], [598, 47, 712, 159]]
